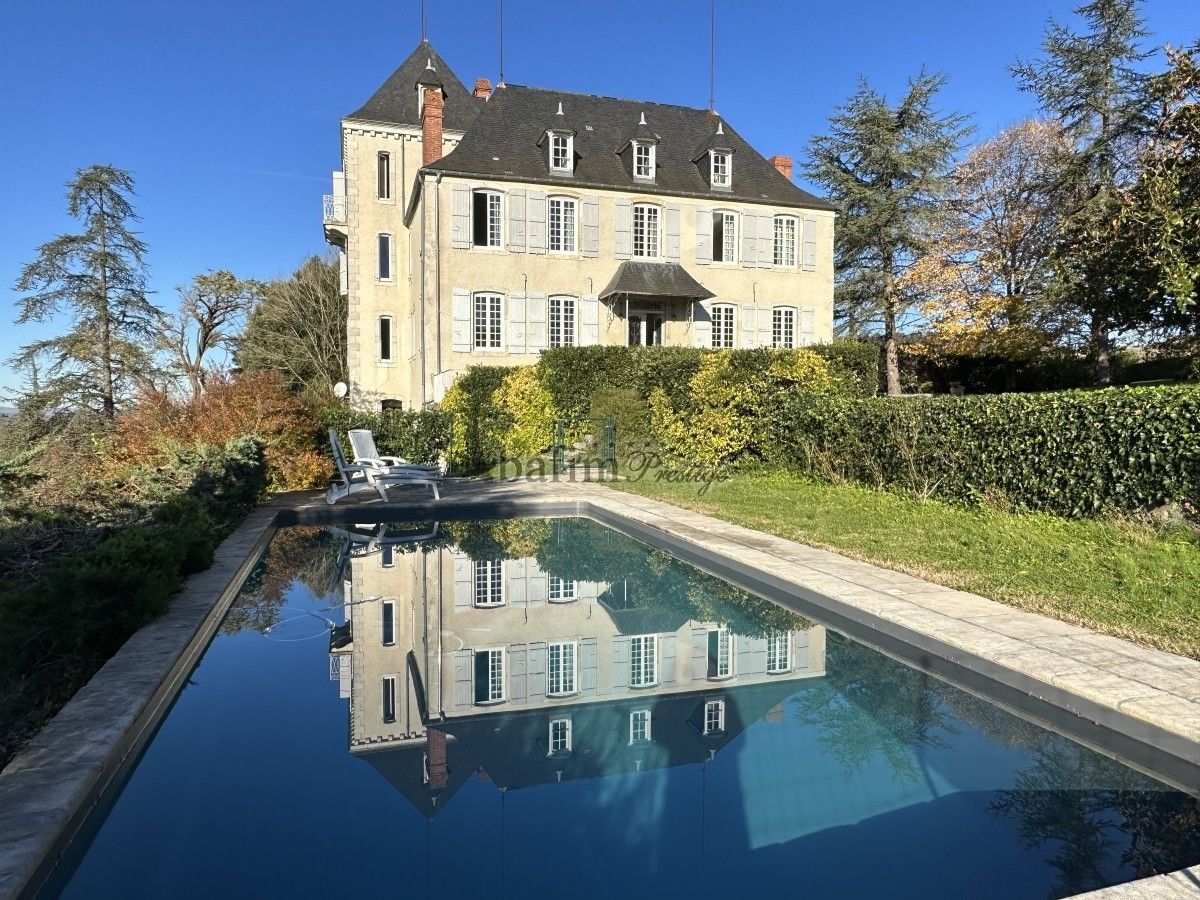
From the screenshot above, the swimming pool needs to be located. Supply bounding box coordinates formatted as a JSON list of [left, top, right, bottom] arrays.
[[44, 516, 1200, 898]]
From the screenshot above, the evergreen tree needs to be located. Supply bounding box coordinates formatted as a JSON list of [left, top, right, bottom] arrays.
[[1012, 0, 1152, 384], [805, 72, 970, 395], [12, 165, 162, 416]]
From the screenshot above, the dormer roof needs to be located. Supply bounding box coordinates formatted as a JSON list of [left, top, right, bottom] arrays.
[[692, 120, 735, 161], [423, 84, 833, 210]]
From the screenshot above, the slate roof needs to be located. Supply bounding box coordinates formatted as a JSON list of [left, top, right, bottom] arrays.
[[598, 261, 715, 301], [346, 39, 481, 132], [427, 83, 835, 211]]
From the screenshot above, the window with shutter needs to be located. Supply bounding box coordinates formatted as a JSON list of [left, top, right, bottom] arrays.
[[549, 296, 576, 347], [772, 307, 796, 348], [629, 634, 658, 686], [473, 559, 504, 606], [713, 211, 737, 263], [473, 648, 505, 703], [472, 293, 503, 350], [773, 215, 798, 267], [632, 204, 660, 258], [711, 304, 735, 349], [472, 190, 503, 247], [548, 196, 577, 253]]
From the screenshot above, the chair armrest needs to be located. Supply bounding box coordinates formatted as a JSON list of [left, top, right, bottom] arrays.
[[378, 455, 410, 466]]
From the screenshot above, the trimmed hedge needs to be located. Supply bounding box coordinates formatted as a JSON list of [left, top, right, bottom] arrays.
[[764, 386, 1200, 516], [319, 406, 451, 465], [0, 436, 267, 764]]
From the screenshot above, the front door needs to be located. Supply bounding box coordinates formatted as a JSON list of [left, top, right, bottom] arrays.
[[628, 312, 664, 346]]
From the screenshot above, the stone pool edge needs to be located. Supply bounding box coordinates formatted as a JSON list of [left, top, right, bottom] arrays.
[[0, 493, 322, 900]]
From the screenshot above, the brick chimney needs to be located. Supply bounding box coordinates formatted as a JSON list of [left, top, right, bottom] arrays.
[[473, 77, 492, 100], [769, 155, 793, 182], [421, 87, 445, 165], [426, 727, 448, 790]]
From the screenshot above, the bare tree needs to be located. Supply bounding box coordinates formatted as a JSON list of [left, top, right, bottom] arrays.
[[163, 270, 261, 397]]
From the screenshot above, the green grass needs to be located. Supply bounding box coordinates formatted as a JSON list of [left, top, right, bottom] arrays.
[[610, 470, 1200, 659]]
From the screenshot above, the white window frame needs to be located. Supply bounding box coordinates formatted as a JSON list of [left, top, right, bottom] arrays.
[[378, 315, 394, 362], [708, 627, 734, 680], [377, 151, 392, 201], [548, 196, 578, 254], [711, 303, 736, 349], [772, 306, 796, 349], [381, 600, 395, 646], [632, 203, 661, 259], [473, 559, 504, 607], [629, 634, 658, 687], [774, 214, 798, 267], [474, 647, 505, 704], [713, 210, 737, 264], [549, 133, 573, 173], [548, 576, 576, 602], [629, 709, 652, 744], [710, 151, 731, 188], [548, 717, 572, 754], [377, 232, 392, 281], [703, 699, 725, 735], [472, 292, 503, 350], [547, 641, 577, 697], [633, 141, 656, 180], [472, 189, 504, 248], [382, 675, 397, 724], [766, 631, 792, 673], [548, 295, 577, 348]]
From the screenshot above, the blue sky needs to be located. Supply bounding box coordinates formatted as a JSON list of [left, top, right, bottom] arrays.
[[1, 0, 1197, 396]]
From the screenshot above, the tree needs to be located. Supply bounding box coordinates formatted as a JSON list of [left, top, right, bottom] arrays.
[[1012, 0, 1152, 384], [12, 165, 162, 417], [907, 120, 1079, 382], [237, 255, 347, 400], [805, 73, 971, 395], [162, 270, 261, 398]]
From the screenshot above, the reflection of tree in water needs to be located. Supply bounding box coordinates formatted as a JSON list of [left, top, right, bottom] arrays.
[[990, 738, 1200, 897], [223, 527, 341, 634], [792, 634, 956, 782]]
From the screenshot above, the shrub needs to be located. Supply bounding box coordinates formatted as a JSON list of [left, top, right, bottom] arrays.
[[590, 387, 653, 459], [441, 366, 510, 472], [766, 386, 1200, 516], [318, 406, 451, 467], [491, 366, 556, 460]]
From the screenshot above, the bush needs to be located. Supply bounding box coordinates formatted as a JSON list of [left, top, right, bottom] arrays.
[[492, 367, 556, 460], [318, 406, 451, 467], [766, 386, 1200, 516], [441, 366, 510, 472]]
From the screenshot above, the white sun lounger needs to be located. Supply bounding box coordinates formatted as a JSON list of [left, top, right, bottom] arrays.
[[347, 429, 443, 476], [326, 429, 440, 504]]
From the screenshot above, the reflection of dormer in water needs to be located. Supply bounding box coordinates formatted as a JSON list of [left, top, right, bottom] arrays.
[[329, 520, 826, 816]]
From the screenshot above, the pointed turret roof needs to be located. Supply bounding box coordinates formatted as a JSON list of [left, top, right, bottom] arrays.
[[347, 40, 481, 131]]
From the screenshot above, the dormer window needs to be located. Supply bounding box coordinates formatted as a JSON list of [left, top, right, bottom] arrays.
[[710, 150, 731, 188], [633, 141, 655, 180], [549, 132, 573, 173]]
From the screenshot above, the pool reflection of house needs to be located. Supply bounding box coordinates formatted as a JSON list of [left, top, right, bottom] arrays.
[[328, 522, 826, 815]]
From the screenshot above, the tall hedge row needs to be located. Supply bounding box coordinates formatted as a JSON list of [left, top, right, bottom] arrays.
[[764, 386, 1200, 516], [319, 406, 451, 465]]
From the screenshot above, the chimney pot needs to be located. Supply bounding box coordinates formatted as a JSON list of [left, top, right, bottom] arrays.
[[473, 77, 492, 100], [769, 154, 793, 182], [421, 87, 445, 165]]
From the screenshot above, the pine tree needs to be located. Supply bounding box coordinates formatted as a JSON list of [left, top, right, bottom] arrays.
[[1012, 0, 1152, 384], [12, 165, 162, 417], [805, 72, 971, 395]]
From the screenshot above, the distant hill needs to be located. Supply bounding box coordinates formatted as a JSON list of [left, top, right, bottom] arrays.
[[0, 407, 17, 418]]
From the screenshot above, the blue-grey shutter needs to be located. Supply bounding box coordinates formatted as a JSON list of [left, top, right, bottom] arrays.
[[451, 288, 472, 352], [757, 307, 772, 348], [802, 215, 817, 271], [451, 184, 471, 249], [696, 206, 713, 264], [528, 642, 548, 702], [509, 644, 528, 702], [528, 191, 548, 254], [580, 637, 598, 695], [578, 580, 598, 602], [580, 294, 599, 345], [737, 634, 767, 676], [659, 633, 677, 685], [740, 213, 757, 268], [452, 553, 472, 611], [582, 195, 600, 258], [508, 188, 527, 252], [506, 558, 527, 605], [740, 304, 757, 349], [527, 292, 548, 350], [793, 629, 811, 671], [454, 649, 473, 708], [527, 559, 547, 606], [665, 204, 681, 260], [612, 636, 630, 689], [507, 292, 527, 354], [800, 307, 816, 346], [692, 301, 712, 348], [690, 628, 708, 681], [614, 198, 632, 259], [757, 214, 774, 267]]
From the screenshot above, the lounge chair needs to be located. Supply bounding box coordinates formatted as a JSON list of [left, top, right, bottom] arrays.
[[326, 429, 440, 504], [347, 429, 443, 476]]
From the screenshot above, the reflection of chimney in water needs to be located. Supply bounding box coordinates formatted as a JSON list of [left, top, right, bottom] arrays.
[[427, 728, 448, 790]]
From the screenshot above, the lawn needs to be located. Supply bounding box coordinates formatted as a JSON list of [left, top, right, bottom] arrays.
[[610, 470, 1200, 659]]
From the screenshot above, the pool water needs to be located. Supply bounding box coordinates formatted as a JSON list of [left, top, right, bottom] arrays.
[[49, 518, 1200, 899]]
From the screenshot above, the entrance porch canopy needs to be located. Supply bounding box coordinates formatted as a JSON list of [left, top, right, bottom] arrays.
[[598, 261, 715, 302]]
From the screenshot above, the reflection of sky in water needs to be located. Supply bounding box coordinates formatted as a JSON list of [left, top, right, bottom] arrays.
[[51, 520, 1200, 900]]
